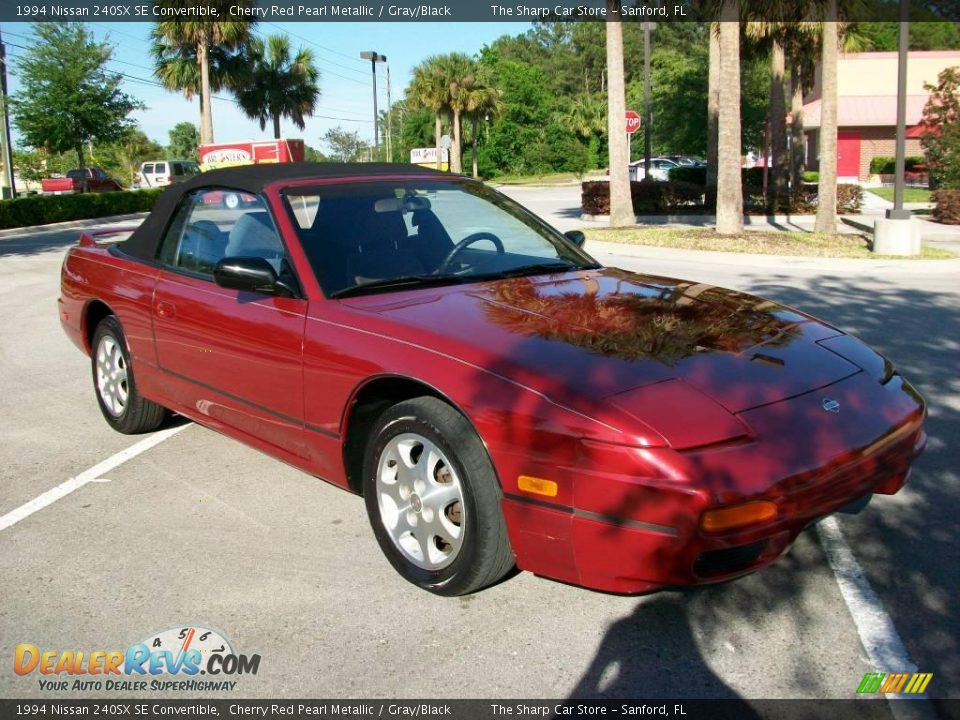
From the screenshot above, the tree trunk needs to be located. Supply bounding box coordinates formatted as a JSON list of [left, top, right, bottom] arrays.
[[716, 4, 743, 235], [790, 58, 806, 191], [435, 112, 442, 170], [199, 34, 214, 145], [273, 113, 281, 140], [605, 1, 634, 227], [472, 112, 479, 178], [451, 108, 462, 174], [816, 0, 839, 234], [706, 23, 720, 210], [75, 144, 85, 169], [769, 39, 788, 212]]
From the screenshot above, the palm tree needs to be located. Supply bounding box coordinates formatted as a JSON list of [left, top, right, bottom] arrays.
[[706, 22, 720, 209], [235, 35, 319, 139], [606, 0, 633, 227], [716, 0, 743, 235], [746, 21, 789, 210], [815, 0, 839, 233], [438, 53, 476, 174], [408, 57, 449, 171], [151, 28, 247, 136], [152, 2, 255, 144], [785, 26, 820, 191], [465, 77, 502, 178]]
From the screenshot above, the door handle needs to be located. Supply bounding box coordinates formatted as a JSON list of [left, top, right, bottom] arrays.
[[156, 301, 176, 319]]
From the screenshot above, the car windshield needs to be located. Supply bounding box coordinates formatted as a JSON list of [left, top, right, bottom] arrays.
[[281, 180, 598, 298]]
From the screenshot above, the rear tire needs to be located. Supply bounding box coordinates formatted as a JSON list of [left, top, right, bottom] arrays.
[[91, 316, 166, 434], [362, 397, 514, 596]]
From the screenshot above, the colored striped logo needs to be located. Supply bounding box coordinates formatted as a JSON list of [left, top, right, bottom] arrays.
[[857, 672, 933, 694]]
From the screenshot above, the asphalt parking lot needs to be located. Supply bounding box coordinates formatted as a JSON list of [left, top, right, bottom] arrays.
[[0, 191, 957, 708]]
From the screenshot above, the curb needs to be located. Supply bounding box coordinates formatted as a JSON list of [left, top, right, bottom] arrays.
[[0, 212, 148, 240], [580, 213, 821, 225], [584, 239, 960, 274]]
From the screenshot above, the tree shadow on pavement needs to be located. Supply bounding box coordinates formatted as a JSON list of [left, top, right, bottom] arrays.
[[736, 273, 960, 700], [465, 268, 957, 702]]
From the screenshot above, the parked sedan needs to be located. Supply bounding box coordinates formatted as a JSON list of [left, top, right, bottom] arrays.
[[59, 163, 926, 596], [629, 157, 680, 181]]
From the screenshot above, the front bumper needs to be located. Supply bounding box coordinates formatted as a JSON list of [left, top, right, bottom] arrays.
[[501, 375, 926, 595]]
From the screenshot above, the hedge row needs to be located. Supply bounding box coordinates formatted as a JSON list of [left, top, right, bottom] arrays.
[[869, 156, 926, 174], [582, 180, 703, 215], [932, 189, 960, 225], [0, 189, 164, 230], [668, 166, 823, 189], [667, 166, 767, 187], [583, 180, 863, 216]]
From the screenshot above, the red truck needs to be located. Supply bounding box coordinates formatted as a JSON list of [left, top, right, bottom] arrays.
[[41, 167, 123, 195]]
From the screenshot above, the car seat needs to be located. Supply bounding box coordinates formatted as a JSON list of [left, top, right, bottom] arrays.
[[225, 212, 285, 272]]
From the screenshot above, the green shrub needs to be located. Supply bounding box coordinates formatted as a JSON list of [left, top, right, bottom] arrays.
[[932, 189, 960, 224], [869, 156, 926, 174], [668, 166, 707, 186], [0, 189, 163, 230], [581, 180, 703, 215], [803, 171, 819, 183]]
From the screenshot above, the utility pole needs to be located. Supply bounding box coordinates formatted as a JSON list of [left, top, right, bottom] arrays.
[[0, 27, 16, 199], [888, 0, 910, 220], [360, 51, 387, 160], [386, 62, 393, 162], [642, 22, 655, 177]]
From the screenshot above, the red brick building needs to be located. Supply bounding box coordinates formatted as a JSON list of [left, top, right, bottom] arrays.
[[803, 51, 960, 182]]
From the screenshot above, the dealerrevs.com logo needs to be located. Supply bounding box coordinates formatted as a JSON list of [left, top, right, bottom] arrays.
[[14, 625, 260, 692]]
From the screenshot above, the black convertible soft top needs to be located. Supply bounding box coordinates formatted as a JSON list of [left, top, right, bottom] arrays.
[[117, 162, 449, 262]]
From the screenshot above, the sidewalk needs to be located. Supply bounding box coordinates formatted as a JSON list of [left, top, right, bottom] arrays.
[[846, 188, 960, 252], [0, 212, 148, 240], [584, 238, 960, 275]]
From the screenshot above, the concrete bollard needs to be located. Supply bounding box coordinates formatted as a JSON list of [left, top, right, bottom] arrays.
[[873, 218, 921, 256]]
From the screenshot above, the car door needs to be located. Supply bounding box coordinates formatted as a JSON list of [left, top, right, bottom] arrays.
[[151, 187, 309, 457]]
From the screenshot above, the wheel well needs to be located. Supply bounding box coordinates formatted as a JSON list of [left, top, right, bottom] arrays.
[[342, 377, 446, 495], [83, 300, 114, 353]]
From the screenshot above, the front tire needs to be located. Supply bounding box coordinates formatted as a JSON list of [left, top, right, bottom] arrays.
[[362, 397, 514, 595], [91, 316, 166, 434]]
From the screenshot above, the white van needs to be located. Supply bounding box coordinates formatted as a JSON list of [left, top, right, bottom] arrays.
[[136, 160, 200, 188]]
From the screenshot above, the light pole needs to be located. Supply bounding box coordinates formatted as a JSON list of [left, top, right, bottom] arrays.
[[385, 62, 393, 162], [888, 0, 910, 220], [0, 27, 15, 199], [642, 22, 656, 176], [360, 51, 386, 159]]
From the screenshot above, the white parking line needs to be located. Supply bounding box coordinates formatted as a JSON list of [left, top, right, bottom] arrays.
[[818, 516, 936, 719], [0, 425, 187, 532]]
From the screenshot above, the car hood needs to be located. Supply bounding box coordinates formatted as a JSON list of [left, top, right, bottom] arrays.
[[340, 267, 861, 417]]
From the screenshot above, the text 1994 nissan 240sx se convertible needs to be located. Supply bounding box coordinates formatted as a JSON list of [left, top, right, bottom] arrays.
[[59, 163, 927, 596]]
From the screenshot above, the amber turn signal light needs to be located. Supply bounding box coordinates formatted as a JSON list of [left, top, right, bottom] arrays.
[[700, 501, 777, 532], [518, 475, 558, 498]]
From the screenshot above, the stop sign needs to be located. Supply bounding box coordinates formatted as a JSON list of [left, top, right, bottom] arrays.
[[625, 111, 641, 134]]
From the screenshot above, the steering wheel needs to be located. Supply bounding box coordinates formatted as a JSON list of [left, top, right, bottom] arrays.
[[436, 232, 505, 274]]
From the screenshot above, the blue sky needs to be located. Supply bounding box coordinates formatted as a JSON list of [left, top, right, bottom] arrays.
[[1, 21, 530, 151]]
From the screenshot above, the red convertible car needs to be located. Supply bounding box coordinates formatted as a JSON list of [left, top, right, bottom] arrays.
[[59, 164, 926, 596]]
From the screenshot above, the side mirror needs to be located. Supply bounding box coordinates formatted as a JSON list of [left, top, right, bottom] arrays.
[[564, 230, 586, 248], [214, 257, 295, 297]]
